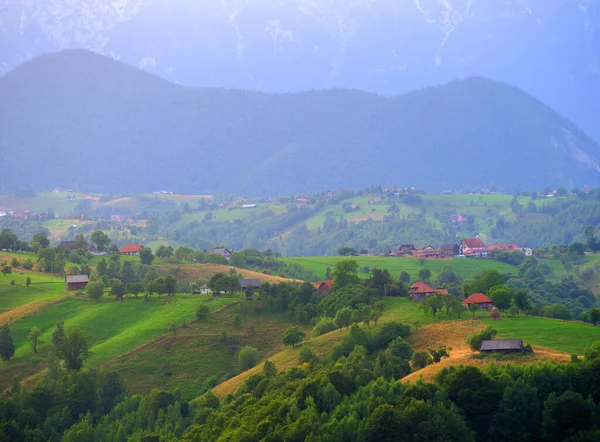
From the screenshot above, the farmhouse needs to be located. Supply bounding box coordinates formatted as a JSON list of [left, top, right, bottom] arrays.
[[0, 207, 15, 217], [241, 278, 261, 292], [121, 244, 144, 256], [204, 247, 232, 260], [439, 244, 459, 256], [66, 274, 89, 291], [314, 280, 333, 294], [409, 282, 449, 301], [459, 238, 487, 254], [462, 293, 494, 310], [296, 198, 309, 206], [480, 339, 527, 353], [58, 241, 76, 251]]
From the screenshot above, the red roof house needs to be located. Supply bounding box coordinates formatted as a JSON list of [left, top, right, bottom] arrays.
[[462, 293, 494, 310], [488, 244, 519, 251], [459, 238, 487, 254], [409, 282, 449, 301], [314, 280, 333, 294], [121, 244, 144, 255]]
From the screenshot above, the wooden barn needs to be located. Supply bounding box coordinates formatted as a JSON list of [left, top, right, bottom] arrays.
[[480, 339, 530, 353], [66, 275, 89, 291]]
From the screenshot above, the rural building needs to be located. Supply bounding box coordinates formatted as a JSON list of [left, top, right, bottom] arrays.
[[314, 280, 333, 294], [193, 284, 212, 295], [296, 198, 309, 206], [204, 247, 232, 260], [522, 247, 533, 256], [462, 293, 494, 310], [58, 241, 76, 251], [439, 244, 459, 256], [121, 244, 144, 255], [66, 274, 89, 291], [241, 278, 261, 292], [0, 207, 15, 217], [459, 238, 487, 254], [326, 190, 335, 197], [409, 282, 449, 301], [480, 339, 528, 353], [242, 204, 257, 209]]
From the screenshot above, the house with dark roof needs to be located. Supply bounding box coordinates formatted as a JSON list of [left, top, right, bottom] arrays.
[[66, 274, 89, 291], [204, 247, 232, 260], [240, 278, 261, 292], [462, 293, 494, 310], [459, 238, 487, 254], [409, 282, 449, 301], [121, 244, 144, 256], [480, 339, 528, 353], [440, 244, 459, 256]]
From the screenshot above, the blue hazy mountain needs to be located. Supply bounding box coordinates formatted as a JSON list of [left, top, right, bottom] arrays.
[[1, 0, 598, 141]]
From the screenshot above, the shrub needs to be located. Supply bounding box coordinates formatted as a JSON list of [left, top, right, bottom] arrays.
[[238, 346, 260, 371], [196, 305, 210, 321], [298, 347, 317, 364], [466, 326, 497, 352], [311, 318, 337, 337], [411, 350, 430, 369]]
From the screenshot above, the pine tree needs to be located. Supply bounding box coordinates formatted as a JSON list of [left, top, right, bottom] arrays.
[[0, 324, 15, 362]]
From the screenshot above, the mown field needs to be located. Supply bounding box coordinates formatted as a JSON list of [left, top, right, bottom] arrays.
[[283, 255, 518, 280], [0, 271, 65, 312], [482, 316, 600, 355], [0, 293, 239, 389]]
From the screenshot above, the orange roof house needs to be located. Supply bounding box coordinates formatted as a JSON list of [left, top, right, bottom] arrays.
[[121, 244, 144, 255], [409, 282, 449, 301], [462, 293, 494, 310], [314, 280, 333, 294]]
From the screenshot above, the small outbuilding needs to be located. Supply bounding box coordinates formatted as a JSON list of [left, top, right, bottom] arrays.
[[480, 339, 530, 353], [462, 293, 494, 310], [66, 275, 89, 291], [241, 278, 261, 292]]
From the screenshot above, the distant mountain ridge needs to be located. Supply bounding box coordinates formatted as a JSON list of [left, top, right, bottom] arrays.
[[1, 0, 598, 141], [0, 50, 598, 195]]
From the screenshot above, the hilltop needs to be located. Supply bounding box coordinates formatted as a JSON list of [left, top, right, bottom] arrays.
[[1, 50, 599, 195]]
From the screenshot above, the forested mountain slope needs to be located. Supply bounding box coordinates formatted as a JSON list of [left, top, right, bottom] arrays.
[[0, 50, 599, 195]]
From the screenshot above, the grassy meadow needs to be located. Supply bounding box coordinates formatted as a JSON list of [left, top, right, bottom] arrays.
[[482, 316, 600, 355], [283, 255, 518, 280]]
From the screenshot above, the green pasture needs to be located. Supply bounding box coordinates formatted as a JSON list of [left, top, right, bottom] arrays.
[[0, 271, 65, 311], [284, 256, 517, 281], [482, 316, 600, 355], [0, 294, 240, 388]]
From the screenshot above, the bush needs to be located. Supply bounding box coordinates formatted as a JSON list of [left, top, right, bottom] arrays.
[[411, 350, 430, 369], [238, 346, 260, 371], [86, 281, 105, 300], [466, 326, 497, 352], [372, 322, 410, 349], [196, 305, 210, 321], [311, 318, 337, 337], [298, 347, 317, 364]]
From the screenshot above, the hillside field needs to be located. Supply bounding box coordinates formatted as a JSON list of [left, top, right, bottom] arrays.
[[283, 255, 518, 280], [0, 293, 238, 389]]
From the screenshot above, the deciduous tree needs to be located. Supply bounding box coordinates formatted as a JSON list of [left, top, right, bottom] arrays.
[[28, 327, 44, 353], [60, 328, 91, 371], [282, 326, 306, 348], [0, 325, 15, 362]]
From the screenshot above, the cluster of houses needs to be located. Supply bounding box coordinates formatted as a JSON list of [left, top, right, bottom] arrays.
[[384, 238, 532, 260]]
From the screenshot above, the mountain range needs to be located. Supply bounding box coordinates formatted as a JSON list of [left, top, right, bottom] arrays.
[[0, 0, 598, 141], [0, 50, 598, 196]]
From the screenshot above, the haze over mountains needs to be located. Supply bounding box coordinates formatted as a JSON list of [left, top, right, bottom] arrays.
[[0, 50, 598, 196], [1, 0, 599, 141]]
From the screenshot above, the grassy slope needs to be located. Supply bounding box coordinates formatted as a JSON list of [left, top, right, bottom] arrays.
[[0, 271, 65, 311], [109, 304, 301, 400], [283, 255, 518, 280], [212, 297, 600, 399], [0, 294, 237, 389], [482, 316, 600, 355]]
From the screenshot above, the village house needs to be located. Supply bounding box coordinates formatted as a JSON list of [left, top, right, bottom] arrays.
[[0, 207, 15, 217], [480, 339, 529, 353], [88, 244, 106, 256], [408, 282, 449, 301], [314, 280, 333, 294], [439, 244, 460, 257], [326, 190, 335, 197], [241, 278, 261, 292], [487, 244, 519, 252], [121, 244, 144, 256], [65, 274, 89, 291], [242, 204, 257, 209], [296, 198, 309, 206], [204, 247, 232, 260], [459, 238, 487, 255], [462, 293, 494, 310]]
